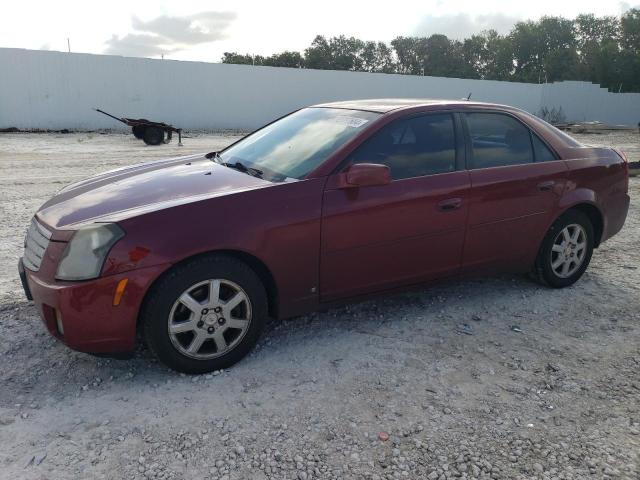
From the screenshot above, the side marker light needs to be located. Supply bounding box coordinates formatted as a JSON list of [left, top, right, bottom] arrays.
[[113, 278, 129, 306]]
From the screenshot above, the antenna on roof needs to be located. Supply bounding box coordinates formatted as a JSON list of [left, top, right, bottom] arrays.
[[466, 93, 472, 100]]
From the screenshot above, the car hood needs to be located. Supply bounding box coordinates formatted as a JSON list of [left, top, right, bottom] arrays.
[[37, 153, 271, 230]]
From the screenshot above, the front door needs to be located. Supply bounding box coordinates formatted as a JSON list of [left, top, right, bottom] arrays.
[[320, 112, 470, 301]]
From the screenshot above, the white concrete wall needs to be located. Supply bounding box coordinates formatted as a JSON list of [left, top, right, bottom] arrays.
[[1, 48, 639, 130], [539, 80, 640, 125]]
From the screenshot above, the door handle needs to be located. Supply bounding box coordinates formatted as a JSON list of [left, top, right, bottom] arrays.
[[537, 181, 555, 192], [437, 198, 462, 211]]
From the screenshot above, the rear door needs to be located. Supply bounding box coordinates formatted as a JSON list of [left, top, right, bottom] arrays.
[[320, 112, 470, 301], [461, 112, 568, 274]]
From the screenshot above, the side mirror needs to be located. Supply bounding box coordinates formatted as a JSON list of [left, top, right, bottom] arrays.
[[339, 163, 391, 188]]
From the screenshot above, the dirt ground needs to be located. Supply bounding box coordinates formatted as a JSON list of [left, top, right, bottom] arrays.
[[0, 131, 638, 480]]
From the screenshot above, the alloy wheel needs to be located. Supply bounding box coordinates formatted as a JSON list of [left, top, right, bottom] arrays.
[[550, 223, 588, 279], [168, 279, 252, 359]]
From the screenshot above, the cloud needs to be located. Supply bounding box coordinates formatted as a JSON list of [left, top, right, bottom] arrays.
[[104, 33, 179, 58], [105, 11, 236, 58], [413, 13, 521, 39], [619, 2, 640, 13], [131, 12, 236, 44]]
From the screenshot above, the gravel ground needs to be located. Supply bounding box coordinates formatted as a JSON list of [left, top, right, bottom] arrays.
[[0, 131, 638, 480]]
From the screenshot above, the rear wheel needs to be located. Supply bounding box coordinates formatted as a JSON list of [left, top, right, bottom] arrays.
[[132, 125, 146, 139], [534, 210, 594, 288], [142, 256, 267, 373], [143, 126, 165, 145]]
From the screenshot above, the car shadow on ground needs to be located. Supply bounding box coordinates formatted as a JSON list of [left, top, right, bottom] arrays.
[[0, 266, 628, 407], [0, 275, 592, 402]]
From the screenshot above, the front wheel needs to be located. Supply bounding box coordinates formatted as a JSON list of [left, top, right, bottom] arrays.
[[142, 256, 267, 373], [534, 210, 594, 288]]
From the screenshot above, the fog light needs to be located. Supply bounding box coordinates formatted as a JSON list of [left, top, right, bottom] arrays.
[[55, 309, 64, 336]]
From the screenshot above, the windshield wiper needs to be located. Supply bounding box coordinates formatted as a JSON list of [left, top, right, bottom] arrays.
[[222, 161, 264, 178], [205, 151, 223, 163], [206, 151, 263, 178]]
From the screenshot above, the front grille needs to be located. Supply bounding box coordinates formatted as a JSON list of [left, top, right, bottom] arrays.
[[23, 218, 52, 272]]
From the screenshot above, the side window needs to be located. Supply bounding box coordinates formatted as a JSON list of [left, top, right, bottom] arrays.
[[532, 134, 558, 162], [349, 114, 456, 180], [465, 113, 534, 169]]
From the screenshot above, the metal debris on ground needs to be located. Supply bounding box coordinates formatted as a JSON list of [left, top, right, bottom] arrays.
[[510, 325, 523, 333], [456, 323, 474, 335]]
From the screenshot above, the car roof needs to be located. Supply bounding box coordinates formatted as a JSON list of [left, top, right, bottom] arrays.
[[311, 98, 502, 113]]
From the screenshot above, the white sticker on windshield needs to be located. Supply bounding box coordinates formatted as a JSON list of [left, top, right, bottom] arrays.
[[332, 116, 369, 128]]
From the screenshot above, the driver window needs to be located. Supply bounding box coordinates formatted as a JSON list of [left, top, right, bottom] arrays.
[[348, 113, 456, 180]]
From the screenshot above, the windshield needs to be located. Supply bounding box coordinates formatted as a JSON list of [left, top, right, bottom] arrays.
[[218, 107, 380, 181]]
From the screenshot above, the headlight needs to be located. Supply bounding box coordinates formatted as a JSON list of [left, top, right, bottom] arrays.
[[56, 224, 124, 281]]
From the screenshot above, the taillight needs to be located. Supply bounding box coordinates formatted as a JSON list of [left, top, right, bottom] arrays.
[[612, 148, 629, 192]]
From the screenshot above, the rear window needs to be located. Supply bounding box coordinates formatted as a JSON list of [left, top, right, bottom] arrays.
[[465, 113, 534, 169], [520, 110, 582, 148], [532, 134, 558, 162]]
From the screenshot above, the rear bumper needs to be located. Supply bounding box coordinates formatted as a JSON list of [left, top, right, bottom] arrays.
[[21, 260, 168, 354], [602, 193, 630, 243]]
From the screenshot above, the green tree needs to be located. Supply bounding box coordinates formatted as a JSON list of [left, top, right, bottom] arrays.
[[422, 35, 460, 77], [621, 8, 640, 51], [221, 52, 264, 65], [390, 36, 425, 74], [304, 35, 366, 71], [361, 41, 395, 73], [303, 36, 332, 69], [510, 16, 579, 82], [574, 14, 620, 87], [460, 30, 513, 80], [263, 51, 305, 68], [221, 9, 640, 93]]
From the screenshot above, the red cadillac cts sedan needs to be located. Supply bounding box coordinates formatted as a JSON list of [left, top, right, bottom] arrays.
[[19, 99, 630, 373]]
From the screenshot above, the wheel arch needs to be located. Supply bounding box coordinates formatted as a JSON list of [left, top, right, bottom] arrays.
[[137, 249, 279, 328], [558, 202, 604, 247]]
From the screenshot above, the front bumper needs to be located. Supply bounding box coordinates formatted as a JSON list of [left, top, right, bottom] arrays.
[[20, 258, 168, 354], [18, 258, 33, 300]]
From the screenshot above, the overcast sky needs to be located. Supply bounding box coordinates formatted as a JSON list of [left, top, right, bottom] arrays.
[[1, 1, 636, 63]]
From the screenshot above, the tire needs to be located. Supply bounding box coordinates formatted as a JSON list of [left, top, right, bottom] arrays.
[[132, 125, 145, 139], [143, 126, 164, 145], [141, 255, 268, 374], [534, 210, 594, 288]]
